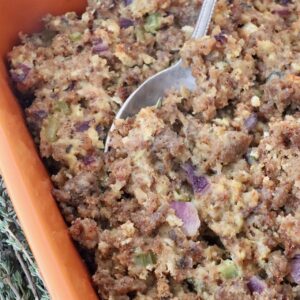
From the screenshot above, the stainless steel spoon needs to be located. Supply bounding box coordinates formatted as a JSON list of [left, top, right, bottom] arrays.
[[105, 0, 217, 151]]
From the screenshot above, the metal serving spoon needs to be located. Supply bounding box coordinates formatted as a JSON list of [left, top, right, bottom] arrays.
[[105, 0, 217, 151]]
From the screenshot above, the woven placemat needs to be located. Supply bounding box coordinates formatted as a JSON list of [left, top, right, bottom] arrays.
[[0, 177, 49, 299]]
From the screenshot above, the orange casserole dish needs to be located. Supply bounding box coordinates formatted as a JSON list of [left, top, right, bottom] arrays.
[[0, 0, 98, 299]]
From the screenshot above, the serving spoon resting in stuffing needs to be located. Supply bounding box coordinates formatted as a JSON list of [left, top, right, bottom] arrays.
[[105, 0, 217, 152]]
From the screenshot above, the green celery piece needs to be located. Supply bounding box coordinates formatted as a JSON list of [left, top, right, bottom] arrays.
[[134, 251, 157, 267], [69, 32, 82, 42], [219, 260, 239, 279], [173, 190, 191, 202], [55, 101, 70, 114], [46, 116, 59, 142], [144, 13, 162, 34], [155, 97, 163, 109], [135, 26, 146, 42]]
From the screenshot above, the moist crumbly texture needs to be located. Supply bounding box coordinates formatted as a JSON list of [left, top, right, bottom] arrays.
[[8, 0, 300, 299]]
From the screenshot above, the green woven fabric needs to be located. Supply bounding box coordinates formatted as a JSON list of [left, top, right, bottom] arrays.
[[0, 177, 49, 299]]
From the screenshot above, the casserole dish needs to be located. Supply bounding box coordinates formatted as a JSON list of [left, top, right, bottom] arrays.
[[0, 0, 98, 299], [3, 0, 300, 298]]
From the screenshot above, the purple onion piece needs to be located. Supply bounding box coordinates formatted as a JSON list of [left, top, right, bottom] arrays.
[[92, 40, 109, 54], [279, 0, 290, 5], [182, 164, 209, 194], [123, 0, 132, 6], [290, 255, 300, 284], [214, 32, 227, 44], [33, 110, 48, 120], [247, 276, 266, 294], [83, 154, 96, 165], [11, 64, 31, 83], [119, 18, 134, 28], [65, 81, 76, 91], [171, 201, 201, 237], [75, 121, 90, 132], [96, 124, 106, 139], [177, 256, 193, 269], [244, 113, 258, 131], [273, 8, 291, 17]]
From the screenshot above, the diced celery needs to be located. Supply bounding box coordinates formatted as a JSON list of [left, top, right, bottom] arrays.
[[155, 97, 162, 109], [144, 13, 162, 34], [135, 26, 146, 42], [173, 190, 191, 202], [46, 116, 59, 142], [254, 89, 263, 98], [69, 32, 82, 42], [219, 260, 239, 279], [134, 251, 157, 267], [55, 101, 70, 114]]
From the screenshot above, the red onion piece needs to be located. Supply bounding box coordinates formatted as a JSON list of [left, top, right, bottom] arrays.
[[247, 276, 266, 294], [273, 8, 291, 17], [182, 164, 209, 194], [33, 110, 48, 120], [83, 154, 96, 165], [279, 0, 290, 5], [65, 81, 76, 91], [214, 32, 227, 44], [177, 256, 193, 269], [96, 124, 106, 139], [119, 18, 134, 28], [244, 113, 258, 131], [171, 201, 201, 237], [92, 40, 109, 54], [75, 121, 90, 132], [10, 64, 31, 83], [291, 255, 300, 284], [123, 0, 132, 6]]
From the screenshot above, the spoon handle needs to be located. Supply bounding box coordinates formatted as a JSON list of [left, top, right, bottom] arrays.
[[192, 0, 218, 39]]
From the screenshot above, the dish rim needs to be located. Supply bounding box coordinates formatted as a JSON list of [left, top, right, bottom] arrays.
[[0, 0, 98, 299]]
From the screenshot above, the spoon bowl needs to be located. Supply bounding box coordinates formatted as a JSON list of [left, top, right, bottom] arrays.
[[105, 0, 217, 151]]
